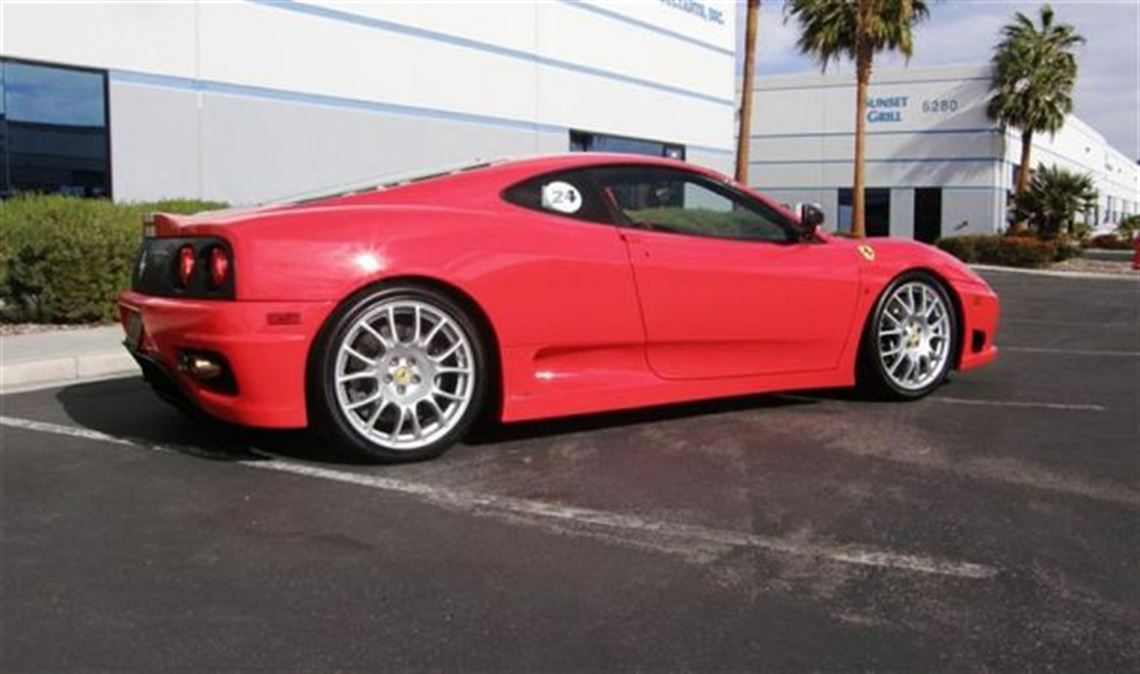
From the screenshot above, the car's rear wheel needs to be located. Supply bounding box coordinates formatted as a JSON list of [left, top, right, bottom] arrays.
[[311, 284, 488, 462], [858, 272, 957, 399]]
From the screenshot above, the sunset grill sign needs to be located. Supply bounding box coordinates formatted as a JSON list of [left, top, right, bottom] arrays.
[[866, 95, 908, 123]]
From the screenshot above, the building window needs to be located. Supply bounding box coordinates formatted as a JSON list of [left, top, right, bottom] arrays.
[[913, 188, 942, 244], [837, 190, 852, 233], [838, 188, 891, 237], [570, 130, 684, 161], [0, 59, 111, 199]]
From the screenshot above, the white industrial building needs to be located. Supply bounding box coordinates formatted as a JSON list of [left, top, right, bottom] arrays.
[[747, 64, 1139, 241], [0, 0, 735, 204], [4, 5, 1136, 242]]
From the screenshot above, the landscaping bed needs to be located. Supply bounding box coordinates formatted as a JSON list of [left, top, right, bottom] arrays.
[[1049, 257, 1138, 275], [934, 234, 1081, 268], [0, 322, 113, 337]]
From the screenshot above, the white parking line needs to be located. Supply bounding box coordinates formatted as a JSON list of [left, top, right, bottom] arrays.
[[0, 414, 999, 581], [0, 415, 139, 447], [1003, 346, 1140, 358], [780, 393, 1107, 413], [1003, 318, 1138, 329], [932, 397, 1108, 412], [972, 264, 1140, 281]]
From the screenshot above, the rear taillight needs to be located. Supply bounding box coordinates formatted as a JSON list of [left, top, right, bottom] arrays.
[[178, 245, 196, 287], [140, 237, 232, 299], [208, 246, 230, 287]]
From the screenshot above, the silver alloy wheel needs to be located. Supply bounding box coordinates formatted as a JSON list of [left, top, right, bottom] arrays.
[[334, 299, 476, 451], [877, 281, 952, 391]]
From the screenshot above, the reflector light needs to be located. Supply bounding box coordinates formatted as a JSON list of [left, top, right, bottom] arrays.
[[142, 212, 156, 238], [178, 246, 196, 287], [209, 246, 230, 287]]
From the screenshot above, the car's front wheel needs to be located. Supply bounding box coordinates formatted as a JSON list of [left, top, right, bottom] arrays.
[[858, 272, 957, 399], [311, 284, 488, 462]]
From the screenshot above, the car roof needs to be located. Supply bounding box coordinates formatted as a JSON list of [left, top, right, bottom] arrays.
[[493, 152, 704, 172], [274, 153, 716, 207]]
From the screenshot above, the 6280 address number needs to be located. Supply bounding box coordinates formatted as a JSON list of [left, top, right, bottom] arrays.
[[921, 99, 959, 114]]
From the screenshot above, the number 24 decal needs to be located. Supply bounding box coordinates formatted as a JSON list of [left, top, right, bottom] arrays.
[[541, 181, 583, 214]]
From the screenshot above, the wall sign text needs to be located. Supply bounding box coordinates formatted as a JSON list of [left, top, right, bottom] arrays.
[[659, 0, 725, 26], [866, 95, 908, 123]]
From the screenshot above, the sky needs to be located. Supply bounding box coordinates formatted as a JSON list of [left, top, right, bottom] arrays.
[[737, 0, 1140, 159]]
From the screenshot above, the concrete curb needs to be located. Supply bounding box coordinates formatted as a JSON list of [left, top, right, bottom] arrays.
[[971, 264, 1140, 281], [0, 352, 138, 394]]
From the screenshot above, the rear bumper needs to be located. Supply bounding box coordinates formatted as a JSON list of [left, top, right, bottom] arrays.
[[118, 291, 335, 428], [957, 283, 1000, 372]]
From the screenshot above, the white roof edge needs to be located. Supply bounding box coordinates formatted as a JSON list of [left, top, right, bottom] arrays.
[[747, 62, 991, 90]]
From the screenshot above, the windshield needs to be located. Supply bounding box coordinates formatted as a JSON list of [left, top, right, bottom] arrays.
[[270, 158, 503, 206]]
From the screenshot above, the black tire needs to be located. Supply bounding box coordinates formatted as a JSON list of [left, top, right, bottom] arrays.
[[309, 283, 490, 463], [857, 271, 958, 400]]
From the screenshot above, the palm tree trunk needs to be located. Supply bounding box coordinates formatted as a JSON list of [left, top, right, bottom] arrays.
[[852, 46, 872, 239], [735, 0, 761, 185], [1012, 129, 1033, 232]]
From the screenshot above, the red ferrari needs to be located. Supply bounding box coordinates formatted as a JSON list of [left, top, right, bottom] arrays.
[[119, 154, 999, 462]]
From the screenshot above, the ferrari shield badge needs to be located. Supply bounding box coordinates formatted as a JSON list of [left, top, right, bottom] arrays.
[[857, 244, 876, 262]]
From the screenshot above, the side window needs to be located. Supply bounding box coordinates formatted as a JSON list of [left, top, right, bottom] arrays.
[[501, 170, 612, 224], [591, 167, 793, 243]]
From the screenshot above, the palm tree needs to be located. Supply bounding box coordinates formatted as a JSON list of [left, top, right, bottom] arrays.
[[735, 0, 761, 184], [1012, 163, 1097, 238], [785, 0, 929, 239], [986, 4, 1084, 231]]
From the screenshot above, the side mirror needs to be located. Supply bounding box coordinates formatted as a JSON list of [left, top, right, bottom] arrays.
[[798, 203, 825, 239]]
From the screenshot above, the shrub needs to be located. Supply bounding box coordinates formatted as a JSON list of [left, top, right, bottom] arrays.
[[936, 235, 1058, 268], [1051, 237, 1083, 261], [1084, 234, 1134, 250], [1011, 163, 1098, 238], [934, 235, 986, 263], [1116, 214, 1140, 241], [1, 195, 226, 323]]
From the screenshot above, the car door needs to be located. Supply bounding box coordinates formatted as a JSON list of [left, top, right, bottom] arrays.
[[495, 167, 648, 353], [590, 166, 861, 380]]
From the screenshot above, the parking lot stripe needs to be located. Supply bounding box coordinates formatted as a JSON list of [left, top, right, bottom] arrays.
[[0, 415, 139, 447], [973, 265, 1140, 281], [1, 414, 999, 581], [780, 393, 1107, 413], [1002, 318, 1139, 329], [932, 397, 1108, 412], [1003, 346, 1140, 358]]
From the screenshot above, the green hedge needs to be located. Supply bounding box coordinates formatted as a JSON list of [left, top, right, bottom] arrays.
[[1, 196, 226, 323], [935, 235, 1078, 269]]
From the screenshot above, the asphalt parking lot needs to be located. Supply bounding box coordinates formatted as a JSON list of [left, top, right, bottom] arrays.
[[2, 269, 1138, 672]]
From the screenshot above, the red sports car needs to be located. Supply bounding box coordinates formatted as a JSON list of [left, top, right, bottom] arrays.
[[119, 154, 999, 462]]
